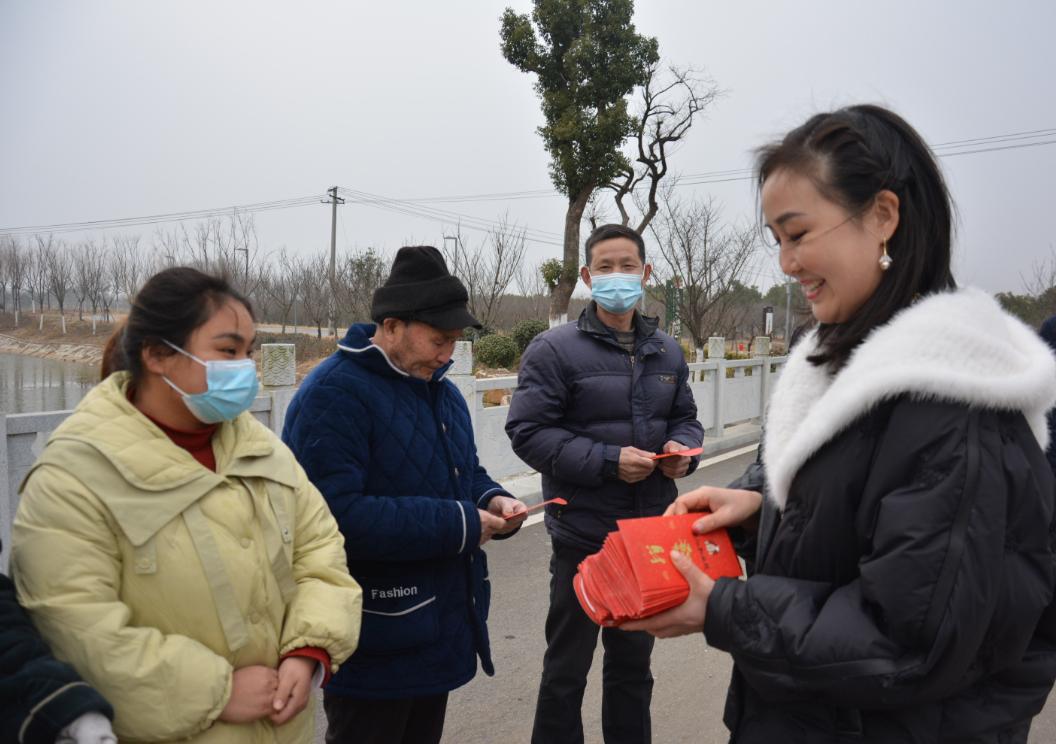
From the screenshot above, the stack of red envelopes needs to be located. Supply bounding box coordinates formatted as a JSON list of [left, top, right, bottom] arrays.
[[573, 512, 742, 627]]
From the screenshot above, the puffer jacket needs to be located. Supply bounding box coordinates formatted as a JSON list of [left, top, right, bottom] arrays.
[[706, 289, 1056, 743], [506, 303, 704, 552], [11, 372, 362, 744], [0, 540, 114, 744], [281, 323, 511, 699]]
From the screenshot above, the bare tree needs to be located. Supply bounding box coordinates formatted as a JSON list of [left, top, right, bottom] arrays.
[[648, 193, 758, 348], [46, 241, 74, 334], [100, 247, 122, 323], [72, 242, 91, 321], [295, 253, 331, 338], [1021, 246, 1056, 298], [83, 239, 110, 333], [607, 64, 720, 234], [113, 234, 147, 313], [440, 217, 527, 330], [261, 249, 299, 333], [30, 236, 53, 328], [475, 218, 527, 329], [515, 260, 551, 322], [152, 226, 181, 268], [7, 238, 27, 324]]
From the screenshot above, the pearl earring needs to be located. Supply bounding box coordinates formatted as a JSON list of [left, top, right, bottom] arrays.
[[879, 239, 892, 271]]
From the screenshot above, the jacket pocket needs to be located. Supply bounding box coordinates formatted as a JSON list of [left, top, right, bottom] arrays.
[[356, 571, 440, 655]]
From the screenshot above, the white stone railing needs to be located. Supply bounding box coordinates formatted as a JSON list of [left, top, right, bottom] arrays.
[[0, 340, 785, 567]]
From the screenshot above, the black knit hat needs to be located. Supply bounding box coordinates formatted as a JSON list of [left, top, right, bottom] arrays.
[[371, 245, 482, 329]]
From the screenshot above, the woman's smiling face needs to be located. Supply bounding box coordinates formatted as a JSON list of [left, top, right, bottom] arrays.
[[762, 167, 892, 324]]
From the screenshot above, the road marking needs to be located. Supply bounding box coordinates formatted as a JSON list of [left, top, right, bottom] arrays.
[[515, 444, 759, 530], [698, 444, 759, 469]]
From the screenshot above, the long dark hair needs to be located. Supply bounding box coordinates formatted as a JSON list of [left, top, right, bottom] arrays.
[[756, 104, 956, 371], [102, 267, 254, 383]]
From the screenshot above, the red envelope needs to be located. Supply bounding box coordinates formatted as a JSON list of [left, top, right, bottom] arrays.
[[504, 497, 568, 520], [573, 512, 742, 626], [651, 447, 704, 460]]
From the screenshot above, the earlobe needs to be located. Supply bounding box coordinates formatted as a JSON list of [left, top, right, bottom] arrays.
[[580, 266, 592, 287]]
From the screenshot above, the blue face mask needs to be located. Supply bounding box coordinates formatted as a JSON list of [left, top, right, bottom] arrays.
[[590, 272, 644, 314], [161, 340, 259, 424]]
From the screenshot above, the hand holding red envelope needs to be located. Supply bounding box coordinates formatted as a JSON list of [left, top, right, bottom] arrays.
[[504, 497, 568, 520], [573, 512, 741, 627], [651, 447, 703, 460]]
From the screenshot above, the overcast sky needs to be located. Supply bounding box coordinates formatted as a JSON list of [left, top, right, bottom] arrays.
[[2, 1, 1054, 296]]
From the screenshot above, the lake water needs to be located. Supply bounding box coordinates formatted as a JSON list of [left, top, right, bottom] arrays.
[[0, 353, 100, 415]]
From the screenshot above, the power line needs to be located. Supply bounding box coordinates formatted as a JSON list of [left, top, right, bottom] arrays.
[[337, 187, 566, 247], [2, 126, 1054, 237], [0, 195, 326, 237]]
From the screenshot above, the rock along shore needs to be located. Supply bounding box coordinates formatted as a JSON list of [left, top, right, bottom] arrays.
[[0, 333, 103, 365]]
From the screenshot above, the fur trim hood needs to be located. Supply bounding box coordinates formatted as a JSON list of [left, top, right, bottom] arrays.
[[763, 288, 1056, 510]]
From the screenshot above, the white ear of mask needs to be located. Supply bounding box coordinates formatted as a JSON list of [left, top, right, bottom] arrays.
[[55, 712, 116, 744]]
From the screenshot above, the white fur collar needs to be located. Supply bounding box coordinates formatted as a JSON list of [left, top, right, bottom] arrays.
[[762, 288, 1056, 511]]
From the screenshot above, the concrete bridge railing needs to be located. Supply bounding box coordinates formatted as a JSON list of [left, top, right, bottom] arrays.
[[1, 340, 786, 568]]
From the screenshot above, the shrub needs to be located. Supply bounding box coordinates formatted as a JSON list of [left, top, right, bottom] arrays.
[[463, 325, 495, 342], [512, 318, 548, 352], [475, 334, 517, 368]]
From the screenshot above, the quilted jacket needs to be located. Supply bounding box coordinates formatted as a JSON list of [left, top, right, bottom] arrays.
[[506, 304, 704, 552], [282, 323, 510, 699], [12, 372, 362, 743], [707, 289, 1056, 743]]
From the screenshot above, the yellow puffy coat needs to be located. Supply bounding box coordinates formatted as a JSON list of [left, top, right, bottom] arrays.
[[11, 372, 362, 743]]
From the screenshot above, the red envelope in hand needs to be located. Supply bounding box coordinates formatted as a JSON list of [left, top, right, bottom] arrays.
[[651, 447, 703, 460], [504, 497, 568, 520], [573, 512, 742, 626]]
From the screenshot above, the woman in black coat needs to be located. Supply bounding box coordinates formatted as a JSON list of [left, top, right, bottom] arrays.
[[1, 542, 115, 744], [624, 105, 1056, 743]]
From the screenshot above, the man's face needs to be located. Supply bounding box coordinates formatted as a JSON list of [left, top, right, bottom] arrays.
[[580, 236, 651, 287], [383, 320, 463, 380]]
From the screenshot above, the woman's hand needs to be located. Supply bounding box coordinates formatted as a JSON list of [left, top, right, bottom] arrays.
[[665, 486, 763, 535], [269, 656, 316, 726], [621, 550, 715, 638], [218, 665, 279, 724]]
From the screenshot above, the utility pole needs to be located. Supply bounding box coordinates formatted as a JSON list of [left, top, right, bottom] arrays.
[[324, 186, 346, 337]]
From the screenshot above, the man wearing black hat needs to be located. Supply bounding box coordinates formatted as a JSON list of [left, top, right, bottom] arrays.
[[282, 246, 527, 744]]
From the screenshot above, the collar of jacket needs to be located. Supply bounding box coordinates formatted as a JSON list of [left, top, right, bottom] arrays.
[[763, 287, 1056, 511], [338, 322, 454, 383], [24, 372, 299, 546], [577, 302, 661, 352]]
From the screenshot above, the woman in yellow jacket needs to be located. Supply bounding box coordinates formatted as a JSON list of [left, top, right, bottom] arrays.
[[11, 267, 362, 743]]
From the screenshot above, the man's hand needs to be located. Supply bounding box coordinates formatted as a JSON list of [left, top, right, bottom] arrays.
[[487, 495, 528, 536], [269, 656, 315, 726], [657, 440, 693, 480], [219, 665, 279, 724], [664, 486, 763, 535], [478, 508, 508, 546], [621, 550, 715, 638], [618, 447, 657, 483]]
